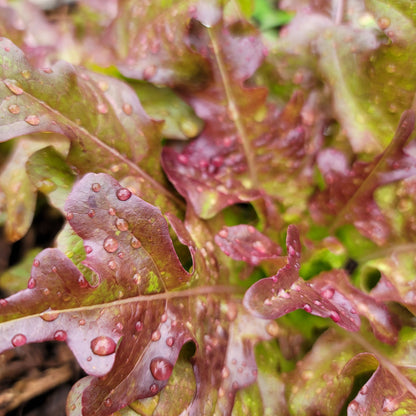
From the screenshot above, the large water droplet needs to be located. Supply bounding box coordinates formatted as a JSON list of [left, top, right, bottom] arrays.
[[115, 218, 129, 231], [8, 104, 20, 114], [90, 336, 116, 356], [54, 330, 67, 341], [150, 357, 173, 381], [40, 309, 60, 321], [130, 236, 142, 248], [103, 236, 119, 253], [329, 310, 340, 323], [4, 80, 23, 95], [24, 115, 40, 126], [151, 330, 161, 342], [12, 334, 27, 347], [116, 188, 132, 201]]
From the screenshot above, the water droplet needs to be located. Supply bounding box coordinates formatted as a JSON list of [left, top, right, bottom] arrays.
[[40, 309, 59, 321], [360, 384, 368, 395], [329, 310, 340, 323], [98, 81, 108, 92], [0, 299, 8, 307], [78, 276, 89, 288], [321, 287, 335, 299], [32, 258, 40, 267], [150, 383, 158, 394], [8, 104, 20, 114], [88, 209, 95, 218], [130, 236, 142, 248], [151, 330, 161, 342], [54, 330, 67, 341], [24, 115, 40, 126], [178, 154, 188, 164], [122, 103, 132, 115], [108, 207, 116, 216], [382, 397, 398, 412], [86, 356, 92, 361], [143, 65, 156, 80], [91, 183, 101, 192], [28, 277, 36, 289], [42, 67, 53, 74], [79, 319, 86, 326], [160, 313, 167, 323], [85, 245, 93, 254], [221, 366, 230, 378], [166, 337, 174, 347], [108, 260, 117, 270], [218, 229, 228, 238], [115, 218, 129, 231], [4, 80, 23, 95], [377, 17, 391, 30], [104, 236, 119, 253], [12, 334, 27, 347], [97, 103, 108, 114], [150, 357, 173, 381], [303, 304, 312, 313], [90, 336, 116, 356], [66, 212, 74, 221], [253, 240, 266, 254], [21, 69, 31, 79], [104, 398, 112, 407], [116, 188, 132, 201], [135, 321, 143, 331], [51, 266, 57, 273], [266, 321, 280, 337]]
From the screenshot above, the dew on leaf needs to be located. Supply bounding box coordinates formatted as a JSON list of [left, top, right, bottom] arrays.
[[108, 207, 116, 216], [218, 229, 228, 238], [33, 259, 40, 267], [4, 80, 23, 95], [303, 304, 312, 313], [79, 319, 86, 326], [51, 266, 57, 273], [321, 288, 335, 299], [115, 218, 129, 231], [104, 398, 112, 407], [78, 276, 89, 288], [160, 313, 167, 323], [86, 356, 92, 361], [108, 260, 117, 270], [11, 334, 27, 347], [329, 311, 340, 323], [103, 236, 119, 253], [116, 188, 132, 201], [166, 337, 174, 347], [90, 336, 117, 356], [150, 383, 158, 394], [21, 70, 31, 79], [88, 209, 95, 218], [54, 330, 67, 341], [252, 240, 266, 254], [97, 103, 108, 114], [85, 245, 93, 254], [91, 183, 101, 192], [150, 357, 173, 381], [40, 309, 60, 321], [28, 277, 36, 289], [8, 104, 20, 114], [151, 329, 161, 342], [66, 212, 74, 221], [24, 115, 40, 126], [130, 236, 142, 248], [122, 103, 132, 115], [382, 397, 399, 412], [117, 252, 125, 259], [221, 366, 230, 379], [135, 321, 143, 332]]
